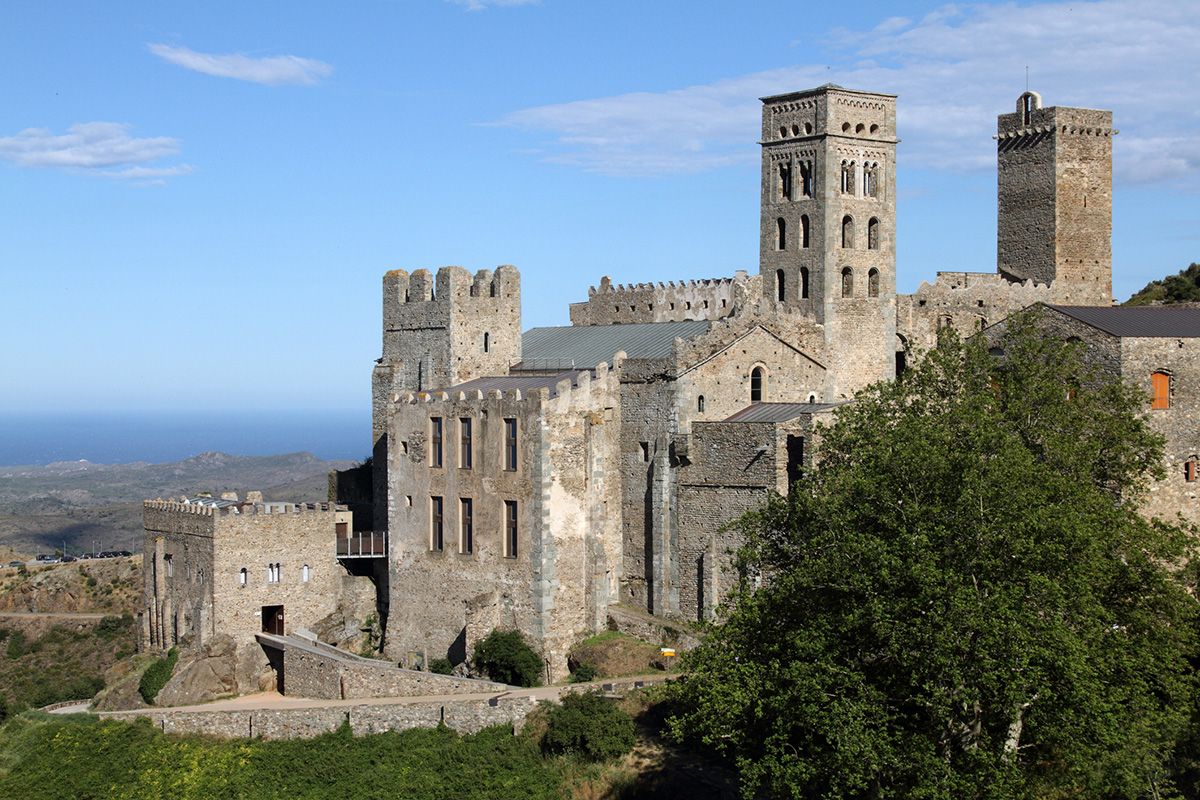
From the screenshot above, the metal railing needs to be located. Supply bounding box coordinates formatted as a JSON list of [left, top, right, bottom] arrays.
[[336, 531, 387, 558]]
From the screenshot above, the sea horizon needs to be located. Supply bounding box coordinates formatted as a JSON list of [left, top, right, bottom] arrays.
[[0, 409, 370, 467]]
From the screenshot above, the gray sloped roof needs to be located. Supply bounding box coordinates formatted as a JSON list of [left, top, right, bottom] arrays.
[[1047, 305, 1200, 338], [443, 372, 582, 398], [723, 402, 840, 423], [516, 320, 712, 370]]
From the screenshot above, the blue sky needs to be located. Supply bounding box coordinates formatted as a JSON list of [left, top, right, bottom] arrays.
[[1, 0, 1196, 414]]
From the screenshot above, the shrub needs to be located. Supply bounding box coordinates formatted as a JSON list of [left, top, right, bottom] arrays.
[[569, 663, 597, 683], [138, 647, 178, 704], [541, 691, 635, 761], [5, 631, 26, 660], [429, 657, 454, 675], [474, 630, 542, 687], [95, 615, 131, 639]]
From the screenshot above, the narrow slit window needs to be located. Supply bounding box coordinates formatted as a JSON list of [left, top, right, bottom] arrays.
[[504, 500, 518, 558], [868, 268, 880, 298], [868, 217, 880, 250], [776, 269, 786, 302], [800, 267, 809, 299], [776, 217, 786, 250], [239, 567, 247, 587], [430, 417, 443, 468], [460, 417, 473, 469], [800, 214, 810, 248], [751, 367, 764, 403], [841, 267, 853, 298], [841, 215, 854, 249], [460, 498, 473, 554], [483, 332, 490, 353], [1186, 458, 1197, 483], [504, 418, 518, 471], [697, 395, 705, 412], [302, 564, 310, 583], [430, 496, 444, 551]]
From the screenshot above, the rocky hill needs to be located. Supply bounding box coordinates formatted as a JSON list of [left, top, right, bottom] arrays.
[[1124, 262, 1200, 305], [0, 451, 354, 557]]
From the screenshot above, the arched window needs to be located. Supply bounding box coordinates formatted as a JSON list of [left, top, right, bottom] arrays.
[[841, 267, 853, 298], [697, 395, 705, 412], [800, 214, 810, 248], [483, 332, 490, 353], [776, 269, 786, 302], [855, 123, 865, 134], [840, 161, 854, 194], [799, 161, 813, 197], [1186, 457, 1198, 483], [863, 163, 879, 197], [868, 217, 880, 250], [778, 163, 791, 200], [302, 564, 311, 583], [750, 367, 765, 403], [776, 217, 786, 250], [800, 267, 809, 299], [1151, 371, 1171, 410], [807, 393, 816, 403], [239, 567, 247, 587], [841, 215, 854, 248], [489, 281, 497, 298], [938, 315, 953, 329], [868, 268, 880, 297]]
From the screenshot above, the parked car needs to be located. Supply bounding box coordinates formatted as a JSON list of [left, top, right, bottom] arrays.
[[60, 555, 77, 563], [6, 560, 23, 568], [34, 554, 60, 563], [114, 550, 133, 557]]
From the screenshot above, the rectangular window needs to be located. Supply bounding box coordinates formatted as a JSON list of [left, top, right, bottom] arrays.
[[1187, 460, 1197, 483], [430, 417, 443, 467], [504, 418, 518, 471], [430, 496, 444, 551], [1151, 372, 1171, 410], [504, 500, 518, 558], [460, 417, 473, 469], [460, 498, 473, 554]]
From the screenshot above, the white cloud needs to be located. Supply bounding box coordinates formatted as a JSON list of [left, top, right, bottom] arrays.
[[495, 0, 1200, 183], [0, 122, 190, 183], [446, 0, 539, 10], [149, 43, 332, 86]]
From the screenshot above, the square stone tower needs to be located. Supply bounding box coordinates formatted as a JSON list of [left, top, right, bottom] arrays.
[[996, 91, 1116, 305], [759, 84, 898, 399]]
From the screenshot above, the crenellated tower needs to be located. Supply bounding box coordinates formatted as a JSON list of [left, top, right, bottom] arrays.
[[996, 91, 1115, 305], [371, 265, 521, 526], [758, 84, 898, 399]]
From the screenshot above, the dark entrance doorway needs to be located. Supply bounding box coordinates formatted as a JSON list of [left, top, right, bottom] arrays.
[[262, 605, 284, 636]]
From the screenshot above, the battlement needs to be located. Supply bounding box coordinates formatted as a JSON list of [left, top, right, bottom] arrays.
[[395, 357, 619, 412], [143, 499, 347, 517], [569, 272, 757, 326], [383, 265, 519, 307]]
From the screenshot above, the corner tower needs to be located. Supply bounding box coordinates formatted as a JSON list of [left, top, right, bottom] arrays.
[[996, 91, 1115, 305], [758, 84, 898, 398]]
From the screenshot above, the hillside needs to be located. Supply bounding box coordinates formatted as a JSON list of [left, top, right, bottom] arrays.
[[1123, 262, 1200, 305], [0, 451, 354, 557]]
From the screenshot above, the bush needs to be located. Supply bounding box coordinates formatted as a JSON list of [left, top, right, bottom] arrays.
[[541, 691, 635, 761], [474, 630, 542, 687], [429, 657, 454, 675], [138, 647, 178, 704], [569, 663, 597, 683], [95, 615, 131, 639], [5, 631, 27, 660]]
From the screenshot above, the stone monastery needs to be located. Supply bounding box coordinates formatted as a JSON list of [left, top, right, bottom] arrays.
[[142, 85, 1200, 691]]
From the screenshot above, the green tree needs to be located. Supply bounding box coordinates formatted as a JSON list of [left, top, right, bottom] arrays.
[[474, 630, 543, 687], [541, 691, 635, 761], [668, 322, 1197, 799]]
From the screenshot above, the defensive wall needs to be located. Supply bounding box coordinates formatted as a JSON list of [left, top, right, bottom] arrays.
[[568, 272, 758, 326]]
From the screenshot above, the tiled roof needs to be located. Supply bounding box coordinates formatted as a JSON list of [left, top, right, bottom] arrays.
[[723, 402, 840, 423], [1047, 305, 1200, 338], [516, 320, 712, 370]]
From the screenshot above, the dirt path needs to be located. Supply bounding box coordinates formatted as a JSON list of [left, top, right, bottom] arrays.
[[0, 611, 109, 620]]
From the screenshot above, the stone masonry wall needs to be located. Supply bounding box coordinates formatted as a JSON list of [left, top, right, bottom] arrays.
[[143, 505, 215, 651], [568, 272, 758, 326], [898, 272, 1054, 355]]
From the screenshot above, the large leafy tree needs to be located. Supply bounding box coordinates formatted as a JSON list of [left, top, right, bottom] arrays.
[[668, 322, 1197, 799]]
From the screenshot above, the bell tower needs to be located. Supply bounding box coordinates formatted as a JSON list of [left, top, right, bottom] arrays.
[[758, 84, 898, 399]]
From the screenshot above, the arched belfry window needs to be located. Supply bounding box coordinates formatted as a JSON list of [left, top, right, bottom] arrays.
[[800, 267, 809, 299], [840, 161, 854, 194], [863, 163, 879, 198], [778, 162, 792, 201], [799, 160, 813, 197], [841, 215, 854, 249], [868, 217, 880, 250], [776, 217, 786, 250], [1018, 91, 1041, 125], [841, 267, 853, 298], [776, 269, 786, 302], [800, 214, 810, 248], [697, 395, 705, 412], [750, 367, 765, 403], [868, 268, 880, 297]]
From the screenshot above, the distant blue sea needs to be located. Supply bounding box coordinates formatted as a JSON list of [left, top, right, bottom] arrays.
[[0, 410, 371, 466]]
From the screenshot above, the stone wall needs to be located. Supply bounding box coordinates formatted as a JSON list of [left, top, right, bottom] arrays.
[[384, 363, 622, 682], [568, 272, 757, 326], [898, 271, 1054, 355], [143, 504, 215, 651], [101, 695, 538, 740]]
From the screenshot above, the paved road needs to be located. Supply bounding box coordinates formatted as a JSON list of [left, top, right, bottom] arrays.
[[0, 611, 110, 620], [96, 673, 674, 717]]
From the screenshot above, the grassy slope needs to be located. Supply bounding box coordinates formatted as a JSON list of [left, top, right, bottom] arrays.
[[1123, 262, 1200, 305], [0, 616, 136, 712]]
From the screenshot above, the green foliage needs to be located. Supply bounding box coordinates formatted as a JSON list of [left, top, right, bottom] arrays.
[[429, 657, 454, 675], [474, 629, 542, 687], [569, 662, 598, 683], [138, 647, 178, 704], [0, 714, 563, 799], [4, 632, 27, 661], [0, 620, 132, 713], [541, 692, 635, 762], [95, 614, 132, 640], [1124, 262, 1200, 305], [669, 322, 1198, 799]]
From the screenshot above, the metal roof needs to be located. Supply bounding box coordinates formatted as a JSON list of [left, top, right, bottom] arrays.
[[442, 372, 583, 398], [183, 496, 239, 508], [723, 402, 841, 423], [517, 320, 712, 370], [1047, 305, 1200, 338]]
